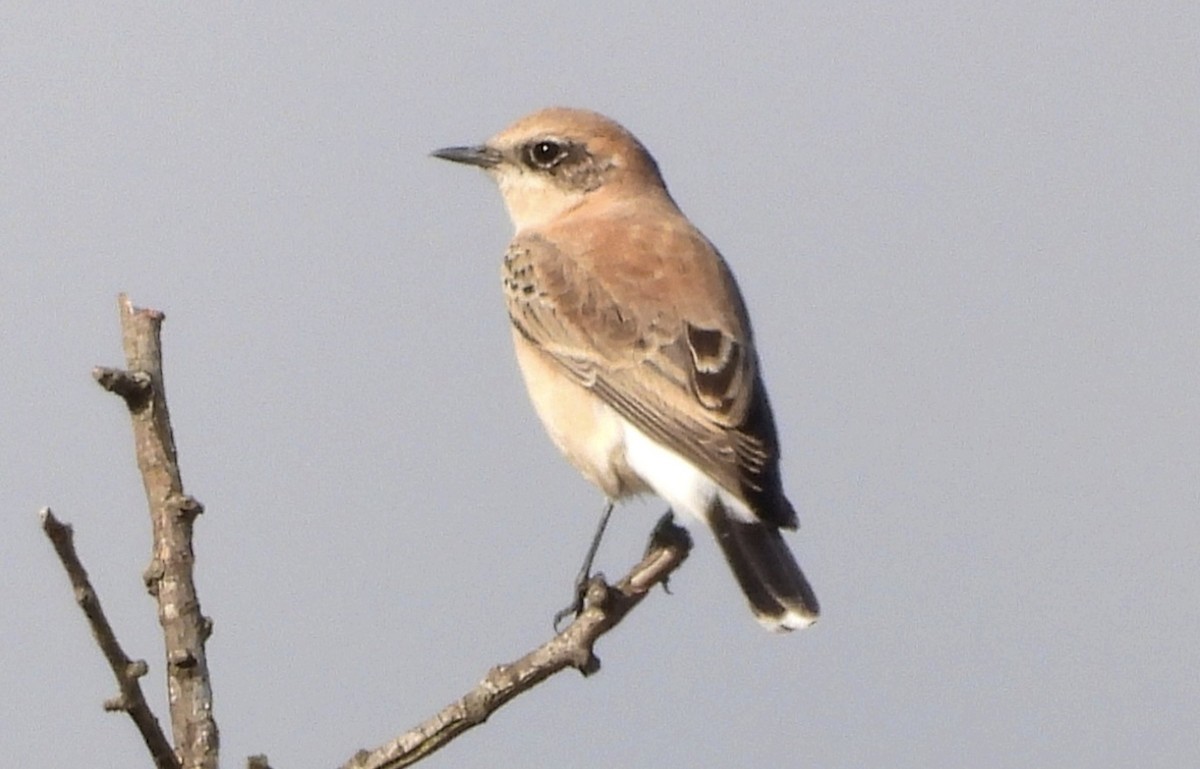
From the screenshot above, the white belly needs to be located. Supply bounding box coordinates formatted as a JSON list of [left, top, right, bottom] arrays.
[[512, 329, 755, 523]]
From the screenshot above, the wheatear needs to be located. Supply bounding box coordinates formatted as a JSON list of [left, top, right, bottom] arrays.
[[433, 108, 819, 631]]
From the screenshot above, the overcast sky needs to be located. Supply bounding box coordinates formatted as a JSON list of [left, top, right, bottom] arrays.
[[3, 3, 1197, 768]]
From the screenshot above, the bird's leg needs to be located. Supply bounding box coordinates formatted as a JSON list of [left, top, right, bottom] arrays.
[[553, 500, 615, 630]]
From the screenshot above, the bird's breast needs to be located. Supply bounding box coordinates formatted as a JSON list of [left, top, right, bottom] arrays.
[[509, 328, 649, 500]]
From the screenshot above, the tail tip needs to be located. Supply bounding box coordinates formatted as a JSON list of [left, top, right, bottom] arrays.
[[755, 606, 820, 633]]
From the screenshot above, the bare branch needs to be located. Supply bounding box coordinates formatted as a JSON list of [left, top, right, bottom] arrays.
[[56, 294, 691, 769], [99, 293, 219, 769], [343, 516, 693, 769], [40, 508, 180, 769]]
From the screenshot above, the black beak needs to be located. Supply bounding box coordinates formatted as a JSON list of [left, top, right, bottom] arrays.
[[430, 144, 502, 169]]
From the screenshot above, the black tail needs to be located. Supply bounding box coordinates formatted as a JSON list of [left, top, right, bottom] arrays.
[[706, 501, 819, 631]]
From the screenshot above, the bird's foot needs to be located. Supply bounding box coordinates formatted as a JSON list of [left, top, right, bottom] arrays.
[[647, 511, 691, 595], [553, 571, 606, 631]]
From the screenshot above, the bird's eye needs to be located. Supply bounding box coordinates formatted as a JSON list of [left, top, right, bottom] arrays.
[[526, 140, 566, 169]]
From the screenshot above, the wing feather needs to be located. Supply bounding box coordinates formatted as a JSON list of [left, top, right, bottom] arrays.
[[502, 230, 795, 527]]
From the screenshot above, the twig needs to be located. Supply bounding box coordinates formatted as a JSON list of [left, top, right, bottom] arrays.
[[40, 508, 181, 769], [342, 515, 693, 769], [93, 293, 219, 769]]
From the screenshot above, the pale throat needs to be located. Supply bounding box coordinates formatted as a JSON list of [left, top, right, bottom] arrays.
[[493, 172, 586, 231]]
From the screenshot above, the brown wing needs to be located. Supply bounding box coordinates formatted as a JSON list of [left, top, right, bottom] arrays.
[[503, 229, 796, 528]]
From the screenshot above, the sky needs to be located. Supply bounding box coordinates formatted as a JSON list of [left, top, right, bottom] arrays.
[[2, 3, 1197, 768]]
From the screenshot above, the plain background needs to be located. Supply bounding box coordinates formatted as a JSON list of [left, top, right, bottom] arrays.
[[3, 4, 1197, 767]]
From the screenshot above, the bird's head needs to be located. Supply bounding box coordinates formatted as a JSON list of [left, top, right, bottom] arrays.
[[433, 107, 669, 231]]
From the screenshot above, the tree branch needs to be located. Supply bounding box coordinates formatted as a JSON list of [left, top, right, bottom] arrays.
[[49, 294, 694, 769], [40, 507, 181, 769], [93, 293, 219, 769], [342, 515, 692, 769]]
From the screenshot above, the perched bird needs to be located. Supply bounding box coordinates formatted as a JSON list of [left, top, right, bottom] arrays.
[[433, 108, 819, 631]]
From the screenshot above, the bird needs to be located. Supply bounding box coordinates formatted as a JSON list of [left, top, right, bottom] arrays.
[[432, 108, 819, 631]]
